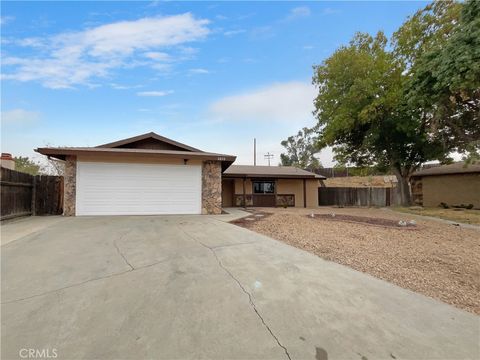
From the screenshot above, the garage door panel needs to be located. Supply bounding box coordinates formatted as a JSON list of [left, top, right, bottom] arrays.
[[76, 162, 202, 215]]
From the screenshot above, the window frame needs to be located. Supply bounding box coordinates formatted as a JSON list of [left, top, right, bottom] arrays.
[[252, 180, 276, 194]]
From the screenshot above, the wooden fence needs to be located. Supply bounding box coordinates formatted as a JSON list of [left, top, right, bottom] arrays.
[[319, 187, 399, 207], [1, 167, 63, 220]]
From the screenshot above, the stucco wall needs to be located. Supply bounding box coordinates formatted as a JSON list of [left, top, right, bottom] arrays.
[[221, 179, 234, 207], [277, 179, 319, 207], [202, 161, 222, 215], [305, 179, 320, 207], [422, 173, 480, 208], [232, 178, 319, 207], [64, 155, 77, 216], [234, 178, 253, 194], [277, 179, 303, 207]]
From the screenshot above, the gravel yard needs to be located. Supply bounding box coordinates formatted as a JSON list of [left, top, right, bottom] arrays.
[[232, 207, 480, 315]]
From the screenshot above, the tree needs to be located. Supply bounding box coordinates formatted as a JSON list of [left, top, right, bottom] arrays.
[[280, 127, 322, 171], [14, 156, 41, 175], [312, 32, 444, 205], [392, 0, 462, 69], [311, 0, 478, 205], [399, 0, 480, 159], [41, 144, 65, 176], [42, 158, 65, 176]]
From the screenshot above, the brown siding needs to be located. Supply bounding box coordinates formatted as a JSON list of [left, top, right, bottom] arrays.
[[422, 174, 480, 208], [117, 138, 187, 151]]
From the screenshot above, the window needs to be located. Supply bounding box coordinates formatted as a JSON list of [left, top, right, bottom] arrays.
[[253, 181, 275, 194]]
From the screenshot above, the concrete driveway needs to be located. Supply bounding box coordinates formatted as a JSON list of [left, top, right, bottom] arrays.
[[1, 214, 478, 360]]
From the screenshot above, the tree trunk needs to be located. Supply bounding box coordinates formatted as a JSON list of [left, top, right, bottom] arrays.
[[393, 170, 412, 206]]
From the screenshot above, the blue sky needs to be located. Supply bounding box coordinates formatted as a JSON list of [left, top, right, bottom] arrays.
[[1, 1, 428, 166]]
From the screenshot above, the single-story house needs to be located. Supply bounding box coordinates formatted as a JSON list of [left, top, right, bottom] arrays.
[[36, 132, 324, 216], [410, 162, 480, 208]]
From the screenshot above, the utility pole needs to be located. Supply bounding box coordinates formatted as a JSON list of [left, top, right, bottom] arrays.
[[254, 138, 256, 166], [264, 152, 274, 166]]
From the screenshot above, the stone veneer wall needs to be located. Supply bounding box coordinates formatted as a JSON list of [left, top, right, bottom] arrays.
[[64, 155, 77, 216], [202, 161, 222, 215]]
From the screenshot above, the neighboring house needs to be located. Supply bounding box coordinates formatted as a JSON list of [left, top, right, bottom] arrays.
[[36, 132, 236, 216], [0, 153, 15, 170], [222, 165, 325, 208], [35, 132, 324, 216], [410, 162, 480, 208]]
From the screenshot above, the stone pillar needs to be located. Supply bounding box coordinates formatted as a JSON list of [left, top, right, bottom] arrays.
[[63, 155, 77, 216], [202, 161, 222, 215]]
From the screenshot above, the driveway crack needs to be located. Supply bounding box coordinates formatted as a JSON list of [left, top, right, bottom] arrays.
[[1, 257, 173, 305], [179, 226, 292, 360], [113, 238, 134, 271]]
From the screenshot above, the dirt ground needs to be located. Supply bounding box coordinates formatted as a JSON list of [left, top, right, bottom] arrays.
[[395, 207, 480, 225], [232, 207, 480, 315]]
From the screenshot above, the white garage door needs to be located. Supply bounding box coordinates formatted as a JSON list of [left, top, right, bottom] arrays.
[[76, 162, 202, 215]]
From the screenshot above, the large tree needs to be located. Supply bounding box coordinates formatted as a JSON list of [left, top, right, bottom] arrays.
[[398, 0, 480, 159], [311, 0, 478, 205], [280, 127, 322, 171], [312, 32, 444, 205]]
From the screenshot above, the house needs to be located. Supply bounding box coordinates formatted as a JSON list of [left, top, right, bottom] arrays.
[[36, 132, 236, 216], [0, 153, 15, 170], [35, 132, 324, 216], [222, 165, 324, 208], [410, 162, 480, 208]]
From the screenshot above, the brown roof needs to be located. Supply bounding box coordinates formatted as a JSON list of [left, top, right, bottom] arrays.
[[35, 132, 236, 169], [412, 162, 480, 177], [96, 132, 202, 152], [36, 146, 235, 161], [223, 165, 325, 179]]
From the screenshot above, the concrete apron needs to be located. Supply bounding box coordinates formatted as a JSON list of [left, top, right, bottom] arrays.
[[1, 215, 479, 360]]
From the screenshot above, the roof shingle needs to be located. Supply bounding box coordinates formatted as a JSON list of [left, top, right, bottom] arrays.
[[224, 165, 325, 179], [412, 162, 480, 177]]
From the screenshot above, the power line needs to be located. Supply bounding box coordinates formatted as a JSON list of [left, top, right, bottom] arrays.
[[264, 152, 274, 166]]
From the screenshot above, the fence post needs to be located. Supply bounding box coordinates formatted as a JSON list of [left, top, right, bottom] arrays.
[[31, 176, 37, 216]]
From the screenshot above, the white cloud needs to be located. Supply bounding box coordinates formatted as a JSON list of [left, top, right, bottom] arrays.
[[1, 109, 40, 125], [224, 29, 246, 37], [189, 68, 209, 74], [137, 90, 174, 97], [286, 6, 311, 21], [209, 81, 316, 123], [322, 7, 341, 15], [2, 13, 210, 88], [143, 51, 171, 61], [0, 16, 14, 26], [250, 26, 274, 40], [110, 83, 143, 90]]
